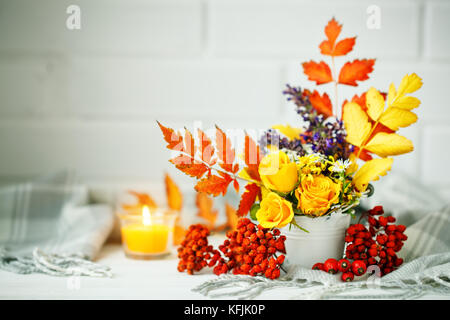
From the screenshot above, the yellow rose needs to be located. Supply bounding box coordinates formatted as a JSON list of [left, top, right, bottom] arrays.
[[258, 151, 298, 193], [256, 192, 294, 228], [295, 174, 341, 216]]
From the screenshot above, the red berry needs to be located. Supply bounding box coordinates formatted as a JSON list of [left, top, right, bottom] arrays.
[[341, 272, 354, 282], [323, 258, 339, 274], [351, 260, 367, 276], [337, 259, 350, 272], [312, 263, 324, 271]]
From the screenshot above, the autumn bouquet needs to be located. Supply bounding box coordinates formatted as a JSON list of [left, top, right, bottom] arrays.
[[158, 18, 422, 275]]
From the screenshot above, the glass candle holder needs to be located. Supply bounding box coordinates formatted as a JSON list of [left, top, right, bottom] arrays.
[[118, 206, 177, 259]]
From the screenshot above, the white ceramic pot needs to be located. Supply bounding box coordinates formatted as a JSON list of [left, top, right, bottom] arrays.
[[281, 212, 351, 269]]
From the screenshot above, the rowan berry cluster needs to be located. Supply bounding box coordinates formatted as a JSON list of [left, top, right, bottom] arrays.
[[313, 258, 367, 282], [213, 218, 286, 279], [313, 206, 407, 281], [177, 224, 219, 275], [345, 205, 406, 276]]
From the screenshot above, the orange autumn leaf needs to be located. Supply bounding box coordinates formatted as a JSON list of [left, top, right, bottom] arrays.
[[309, 90, 333, 117], [324, 17, 341, 46], [184, 128, 195, 158], [173, 221, 187, 246], [165, 173, 183, 211], [243, 134, 262, 181], [215, 126, 236, 173], [333, 37, 356, 56], [319, 18, 355, 57], [196, 192, 218, 229], [225, 203, 239, 231], [236, 183, 261, 217], [338, 59, 375, 86], [157, 121, 183, 151], [194, 173, 233, 197], [302, 60, 333, 85], [170, 158, 210, 179], [122, 190, 158, 213], [198, 128, 216, 167]]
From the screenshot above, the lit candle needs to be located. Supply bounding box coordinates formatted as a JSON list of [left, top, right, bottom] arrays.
[[120, 205, 175, 258]]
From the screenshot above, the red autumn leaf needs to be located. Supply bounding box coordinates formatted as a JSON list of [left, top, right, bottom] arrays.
[[309, 90, 333, 117], [333, 37, 356, 56], [194, 174, 233, 197], [216, 126, 236, 172], [157, 121, 183, 151], [198, 129, 215, 166], [338, 59, 375, 86], [302, 61, 333, 85], [236, 184, 261, 217], [233, 179, 239, 193]]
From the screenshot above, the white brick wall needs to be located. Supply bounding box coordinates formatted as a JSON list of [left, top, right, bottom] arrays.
[[0, 0, 449, 203]]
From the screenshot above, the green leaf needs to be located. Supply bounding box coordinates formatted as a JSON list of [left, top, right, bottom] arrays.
[[249, 203, 260, 221]]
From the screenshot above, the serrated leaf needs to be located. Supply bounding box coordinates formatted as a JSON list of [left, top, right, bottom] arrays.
[[236, 183, 261, 217], [198, 128, 215, 165], [366, 87, 385, 121], [157, 121, 183, 151], [216, 126, 235, 172], [194, 174, 233, 197], [324, 17, 342, 46], [365, 132, 414, 157], [196, 192, 218, 229], [184, 128, 195, 158], [309, 90, 333, 117], [387, 83, 396, 107], [390, 95, 421, 110], [338, 59, 375, 86], [343, 102, 372, 147], [396, 73, 423, 96], [353, 158, 394, 192], [332, 37, 356, 56], [165, 173, 183, 211], [378, 107, 418, 131], [302, 60, 333, 85]]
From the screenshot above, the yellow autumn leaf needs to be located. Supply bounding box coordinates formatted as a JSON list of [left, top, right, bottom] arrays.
[[378, 107, 418, 131], [165, 173, 183, 211], [366, 87, 385, 121], [390, 95, 421, 110], [387, 83, 396, 107], [365, 132, 414, 157], [343, 102, 372, 147], [396, 73, 423, 97], [272, 124, 303, 140], [353, 158, 394, 192]]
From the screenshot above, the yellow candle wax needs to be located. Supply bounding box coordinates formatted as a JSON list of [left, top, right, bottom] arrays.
[[121, 223, 170, 254]]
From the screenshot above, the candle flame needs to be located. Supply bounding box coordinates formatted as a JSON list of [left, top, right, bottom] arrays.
[[142, 205, 151, 226]]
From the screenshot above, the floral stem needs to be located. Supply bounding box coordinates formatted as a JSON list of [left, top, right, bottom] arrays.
[[331, 56, 339, 118]]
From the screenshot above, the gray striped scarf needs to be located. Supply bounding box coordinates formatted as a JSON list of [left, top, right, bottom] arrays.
[[0, 171, 114, 277]]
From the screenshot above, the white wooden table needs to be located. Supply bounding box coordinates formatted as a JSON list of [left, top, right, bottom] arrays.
[[0, 237, 448, 300]]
